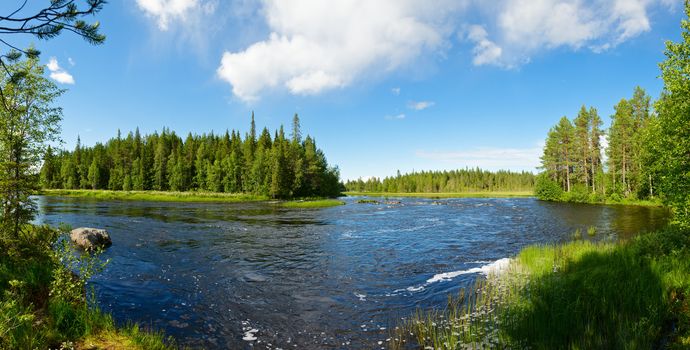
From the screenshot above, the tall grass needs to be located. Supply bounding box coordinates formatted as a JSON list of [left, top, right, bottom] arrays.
[[392, 227, 690, 349]]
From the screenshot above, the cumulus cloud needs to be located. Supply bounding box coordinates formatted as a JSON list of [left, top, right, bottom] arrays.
[[217, 0, 466, 101], [216, 0, 670, 100], [408, 101, 435, 111], [468, 0, 662, 67], [466, 25, 503, 66], [136, 0, 202, 30], [46, 57, 74, 84], [416, 146, 542, 172]]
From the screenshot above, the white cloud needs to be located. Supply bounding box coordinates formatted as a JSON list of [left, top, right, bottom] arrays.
[[67, 57, 75, 66], [391, 87, 401, 95], [46, 57, 75, 84], [467, 0, 663, 67], [611, 0, 651, 42], [216, 0, 670, 99], [466, 25, 503, 66], [408, 101, 435, 111], [218, 0, 467, 101], [416, 146, 542, 172], [385, 113, 406, 120], [136, 0, 200, 31]]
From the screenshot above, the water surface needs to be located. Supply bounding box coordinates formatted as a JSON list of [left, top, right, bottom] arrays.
[[36, 196, 668, 349]]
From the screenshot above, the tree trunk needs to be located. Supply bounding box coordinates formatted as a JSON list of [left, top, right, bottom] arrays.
[[649, 174, 653, 197]]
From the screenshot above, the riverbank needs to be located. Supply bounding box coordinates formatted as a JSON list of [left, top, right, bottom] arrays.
[[393, 225, 690, 349], [344, 191, 534, 198], [41, 189, 347, 208], [0, 225, 173, 349], [40, 189, 269, 203]]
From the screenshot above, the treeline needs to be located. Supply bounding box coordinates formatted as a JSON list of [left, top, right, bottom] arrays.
[[40, 115, 342, 198], [344, 168, 535, 193], [537, 87, 658, 203]]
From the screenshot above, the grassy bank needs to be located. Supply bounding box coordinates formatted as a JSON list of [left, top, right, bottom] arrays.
[[40, 189, 271, 203], [344, 191, 534, 198], [280, 199, 345, 208], [393, 226, 690, 349], [0, 225, 173, 349]]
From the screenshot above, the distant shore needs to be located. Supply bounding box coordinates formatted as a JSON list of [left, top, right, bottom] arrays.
[[345, 191, 663, 207], [344, 191, 534, 198], [38, 189, 344, 208]]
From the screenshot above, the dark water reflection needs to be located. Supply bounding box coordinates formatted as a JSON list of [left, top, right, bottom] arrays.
[[35, 196, 668, 349]]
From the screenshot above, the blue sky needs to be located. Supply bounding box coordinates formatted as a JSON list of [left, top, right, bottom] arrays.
[[7, 0, 684, 180]]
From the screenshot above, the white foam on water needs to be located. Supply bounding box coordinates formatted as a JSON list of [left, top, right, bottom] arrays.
[[427, 258, 510, 283], [354, 293, 367, 301], [389, 258, 511, 296], [242, 328, 258, 341]]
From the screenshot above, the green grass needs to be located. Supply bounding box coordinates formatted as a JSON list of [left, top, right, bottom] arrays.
[[345, 191, 534, 198], [392, 226, 690, 349], [280, 199, 345, 208], [40, 189, 268, 203], [603, 197, 664, 207]]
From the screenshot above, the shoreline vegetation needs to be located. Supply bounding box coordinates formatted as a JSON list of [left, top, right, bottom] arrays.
[[345, 191, 533, 198], [39, 189, 345, 208], [0, 225, 174, 350], [39, 188, 662, 207], [391, 226, 690, 349], [39, 189, 269, 203]]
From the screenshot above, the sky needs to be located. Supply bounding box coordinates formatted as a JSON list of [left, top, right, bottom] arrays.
[[3, 0, 685, 181]]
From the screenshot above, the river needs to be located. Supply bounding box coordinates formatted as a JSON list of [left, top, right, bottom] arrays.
[[35, 196, 668, 349]]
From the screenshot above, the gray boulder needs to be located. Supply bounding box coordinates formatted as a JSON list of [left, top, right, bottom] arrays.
[[70, 227, 112, 250]]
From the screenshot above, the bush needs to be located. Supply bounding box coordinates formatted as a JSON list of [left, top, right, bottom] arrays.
[[535, 174, 564, 201], [563, 184, 590, 203], [609, 193, 623, 202]]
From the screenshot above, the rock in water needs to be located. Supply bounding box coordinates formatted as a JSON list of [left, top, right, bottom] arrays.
[[70, 227, 112, 250]]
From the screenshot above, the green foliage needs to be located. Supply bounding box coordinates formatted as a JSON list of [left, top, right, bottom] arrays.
[[649, 3, 690, 229], [538, 87, 655, 205], [50, 238, 109, 304], [0, 56, 63, 242], [562, 184, 590, 203], [534, 173, 563, 201], [43, 115, 342, 199], [345, 168, 535, 193]]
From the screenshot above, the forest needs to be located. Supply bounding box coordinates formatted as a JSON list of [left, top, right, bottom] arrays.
[[40, 115, 342, 199], [536, 87, 662, 204], [344, 168, 534, 193]]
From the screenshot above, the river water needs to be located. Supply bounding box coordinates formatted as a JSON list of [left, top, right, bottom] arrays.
[[35, 196, 668, 349]]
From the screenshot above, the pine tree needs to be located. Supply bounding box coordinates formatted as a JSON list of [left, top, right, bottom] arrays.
[[87, 158, 100, 190], [555, 117, 575, 192], [608, 99, 634, 195], [589, 107, 603, 193], [573, 106, 591, 188]]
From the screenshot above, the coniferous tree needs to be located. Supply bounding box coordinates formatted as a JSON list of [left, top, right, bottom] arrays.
[[44, 115, 343, 199]]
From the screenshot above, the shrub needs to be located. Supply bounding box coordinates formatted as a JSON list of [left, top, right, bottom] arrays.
[[535, 174, 564, 201]]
